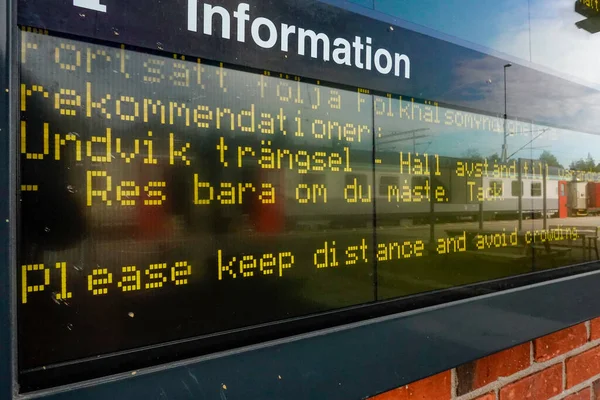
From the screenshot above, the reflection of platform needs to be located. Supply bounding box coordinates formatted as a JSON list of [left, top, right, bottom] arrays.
[[444, 228, 572, 267], [549, 224, 600, 261]]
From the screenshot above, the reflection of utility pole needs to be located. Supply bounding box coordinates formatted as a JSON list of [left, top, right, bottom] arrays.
[[412, 131, 417, 153], [502, 63, 512, 163], [518, 158, 523, 232], [377, 128, 430, 152], [506, 128, 551, 160]]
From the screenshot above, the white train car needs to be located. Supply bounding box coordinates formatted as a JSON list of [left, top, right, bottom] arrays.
[[480, 176, 559, 220], [280, 156, 561, 228]]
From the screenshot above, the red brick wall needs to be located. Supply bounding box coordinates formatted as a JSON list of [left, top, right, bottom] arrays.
[[370, 318, 600, 400]]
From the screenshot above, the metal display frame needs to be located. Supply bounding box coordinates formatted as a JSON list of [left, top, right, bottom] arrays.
[[1, 0, 18, 398], [3, 0, 600, 399]]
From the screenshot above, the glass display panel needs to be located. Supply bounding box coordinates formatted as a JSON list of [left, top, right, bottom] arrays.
[[18, 29, 600, 373], [373, 94, 600, 299], [18, 31, 375, 369]]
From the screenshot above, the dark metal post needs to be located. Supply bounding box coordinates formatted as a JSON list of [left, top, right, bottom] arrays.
[[0, 0, 16, 397], [479, 200, 484, 230], [518, 158, 523, 231], [429, 155, 435, 251], [543, 162, 548, 230], [502, 63, 512, 163]]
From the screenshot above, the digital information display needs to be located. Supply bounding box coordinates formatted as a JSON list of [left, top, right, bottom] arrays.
[[18, 28, 600, 374]]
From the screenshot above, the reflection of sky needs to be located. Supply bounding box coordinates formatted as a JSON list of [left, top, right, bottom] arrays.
[[346, 0, 529, 60], [533, 126, 600, 167], [327, 1, 600, 165], [381, 127, 600, 168], [527, 0, 600, 86], [29, 31, 600, 172], [373, 0, 530, 60], [44, 4, 598, 167], [345, 0, 600, 86], [376, 99, 600, 167]]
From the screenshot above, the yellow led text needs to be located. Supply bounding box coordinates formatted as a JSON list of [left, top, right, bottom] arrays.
[[218, 250, 294, 280]]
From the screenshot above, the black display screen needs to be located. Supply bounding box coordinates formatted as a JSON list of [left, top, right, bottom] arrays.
[[18, 29, 600, 373], [18, 30, 377, 370]]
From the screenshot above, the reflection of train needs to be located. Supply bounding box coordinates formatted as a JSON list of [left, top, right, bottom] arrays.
[[80, 150, 600, 233], [281, 166, 561, 227], [275, 155, 600, 228], [568, 181, 600, 216]]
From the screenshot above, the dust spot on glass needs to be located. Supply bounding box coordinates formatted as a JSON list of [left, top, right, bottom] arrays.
[[52, 292, 71, 306], [51, 292, 61, 305]]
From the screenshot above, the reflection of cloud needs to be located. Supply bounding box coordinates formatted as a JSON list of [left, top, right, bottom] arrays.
[[501, 0, 600, 86], [489, 0, 532, 61], [373, 0, 600, 165], [444, 53, 600, 134], [539, 126, 600, 166], [444, 56, 505, 115], [436, 0, 600, 134]]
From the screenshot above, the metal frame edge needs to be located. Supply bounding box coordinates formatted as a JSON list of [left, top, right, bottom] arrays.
[[20, 267, 600, 400]]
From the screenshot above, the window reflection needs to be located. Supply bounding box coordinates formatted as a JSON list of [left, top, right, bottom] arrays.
[[373, 0, 531, 60], [530, 0, 600, 85], [359, 0, 600, 86], [17, 29, 600, 371], [346, 0, 374, 7], [374, 93, 600, 298]]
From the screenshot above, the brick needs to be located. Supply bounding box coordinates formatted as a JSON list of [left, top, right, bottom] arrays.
[[499, 364, 562, 400], [534, 324, 588, 362], [567, 346, 600, 388], [456, 343, 531, 395], [473, 394, 496, 400], [593, 379, 600, 399], [591, 318, 600, 341], [369, 371, 451, 400], [564, 388, 591, 400]]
